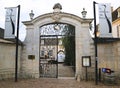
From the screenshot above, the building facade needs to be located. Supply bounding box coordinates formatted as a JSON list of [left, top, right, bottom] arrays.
[[112, 7, 120, 38], [1, 4, 120, 82], [21, 4, 94, 79]]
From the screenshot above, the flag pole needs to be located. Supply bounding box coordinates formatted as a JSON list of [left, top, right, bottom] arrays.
[[15, 5, 20, 82], [93, 1, 98, 85]]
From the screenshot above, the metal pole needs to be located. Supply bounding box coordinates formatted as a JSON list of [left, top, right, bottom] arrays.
[[15, 5, 20, 82], [99, 68, 101, 82], [93, 1, 98, 85], [56, 35, 58, 78], [85, 67, 88, 81]]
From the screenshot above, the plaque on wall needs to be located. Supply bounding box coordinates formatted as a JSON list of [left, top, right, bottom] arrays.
[[28, 55, 35, 60], [82, 56, 91, 67]]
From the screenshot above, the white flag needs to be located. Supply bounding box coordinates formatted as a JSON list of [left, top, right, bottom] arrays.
[[98, 3, 112, 37], [4, 7, 17, 39]]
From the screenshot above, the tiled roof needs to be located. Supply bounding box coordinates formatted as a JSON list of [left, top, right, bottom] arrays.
[[0, 28, 22, 45], [93, 38, 120, 43], [0, 39, 14, 44]]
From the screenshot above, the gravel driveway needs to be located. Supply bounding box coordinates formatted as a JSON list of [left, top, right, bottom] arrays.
[[0, 78, 119, 88]]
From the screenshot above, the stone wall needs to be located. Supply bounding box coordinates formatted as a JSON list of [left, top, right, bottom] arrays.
[[20, 27, 39, 78], [97, 41, 120, 81], [0, 42, 21, 79]]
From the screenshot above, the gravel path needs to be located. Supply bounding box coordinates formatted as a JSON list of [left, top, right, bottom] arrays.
[[0, 78, 119, 88]]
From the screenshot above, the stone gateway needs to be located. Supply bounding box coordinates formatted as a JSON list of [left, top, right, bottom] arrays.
[[21, 3, 93, 80], [1, 3, 120, 82]]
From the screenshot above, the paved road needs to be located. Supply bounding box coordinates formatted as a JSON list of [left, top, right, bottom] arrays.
[[0, 78, 119, 88]]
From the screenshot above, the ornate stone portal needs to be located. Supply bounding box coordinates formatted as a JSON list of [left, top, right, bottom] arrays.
[[22, 3, 93, 80], [1, 3, 120, 81]]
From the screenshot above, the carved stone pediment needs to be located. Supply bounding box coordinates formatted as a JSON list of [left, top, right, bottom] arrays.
[[51, 3, 62, 22], [51, 12, 62, 22]]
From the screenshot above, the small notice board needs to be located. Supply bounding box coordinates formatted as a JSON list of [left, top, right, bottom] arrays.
[[82, 56, 91, 67]]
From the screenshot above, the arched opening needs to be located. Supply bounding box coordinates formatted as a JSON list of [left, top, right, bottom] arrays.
[[39, 23, 75, 78], [22, 9, 93, 79]]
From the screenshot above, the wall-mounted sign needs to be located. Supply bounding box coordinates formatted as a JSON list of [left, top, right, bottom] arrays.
[[82, 56, 91, 67], [28, 55, 35, 60]]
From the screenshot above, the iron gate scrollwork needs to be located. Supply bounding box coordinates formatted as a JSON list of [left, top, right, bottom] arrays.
[[39, 23, 66, 78], [39, 35, 58, 78], [39, 23, 75, 78]]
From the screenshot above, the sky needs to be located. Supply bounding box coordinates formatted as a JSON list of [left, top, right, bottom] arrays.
[[0, 0, 120, 41]]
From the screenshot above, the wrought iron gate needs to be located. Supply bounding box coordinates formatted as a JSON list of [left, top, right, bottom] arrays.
[[39, 23, 62, 78], [39, 23, 75, 78], [39, 35, 58, 78]]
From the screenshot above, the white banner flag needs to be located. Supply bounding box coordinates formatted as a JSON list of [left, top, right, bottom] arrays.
[[98, 3, 112, 37], [4, 7, 17, 39]]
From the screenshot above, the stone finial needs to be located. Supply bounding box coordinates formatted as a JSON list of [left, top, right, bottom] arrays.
[[29, 10, 34, 20], [53, 3, 62, 12], [81, 8, 87, 18]]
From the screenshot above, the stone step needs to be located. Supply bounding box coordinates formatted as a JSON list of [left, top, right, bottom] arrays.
[[58, 64, 75, 77]]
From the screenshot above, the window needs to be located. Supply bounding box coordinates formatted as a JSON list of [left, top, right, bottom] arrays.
[[41, 50, 44, 56], [59, 40, 62, 45], [117, 25, 120, 37], [41, 40, 44, 45], [48, 50, 53, 56]]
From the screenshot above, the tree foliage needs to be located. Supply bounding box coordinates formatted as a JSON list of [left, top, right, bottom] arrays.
[[62, 24, 75, 66]]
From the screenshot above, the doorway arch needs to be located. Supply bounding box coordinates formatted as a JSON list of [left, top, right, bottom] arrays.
[[22, 8, 93, 79], [39, 23, 75, 78]]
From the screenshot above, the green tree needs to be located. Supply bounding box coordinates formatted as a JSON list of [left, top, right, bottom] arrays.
[[62, 24, 75, 66]]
